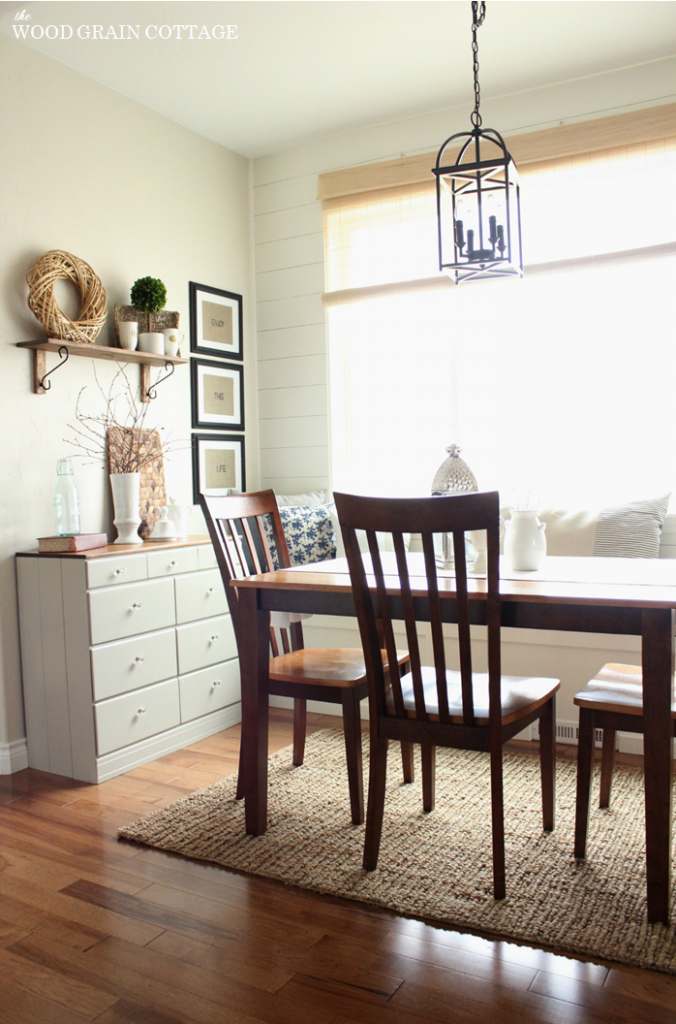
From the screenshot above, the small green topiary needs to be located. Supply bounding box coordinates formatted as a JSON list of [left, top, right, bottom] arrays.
[[130, 276, 167, 332]]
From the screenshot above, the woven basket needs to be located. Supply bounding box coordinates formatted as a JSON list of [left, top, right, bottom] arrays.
[[26, 250, 107, 345]]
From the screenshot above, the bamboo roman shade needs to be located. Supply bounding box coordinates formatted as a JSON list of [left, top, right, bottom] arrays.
[[320, 103, 676, 306]]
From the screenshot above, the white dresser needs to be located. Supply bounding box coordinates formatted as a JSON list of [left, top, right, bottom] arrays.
[[16, 538, 240, 783]]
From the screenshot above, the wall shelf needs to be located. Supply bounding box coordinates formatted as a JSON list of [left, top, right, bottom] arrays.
[[18, 339, 188, 402]]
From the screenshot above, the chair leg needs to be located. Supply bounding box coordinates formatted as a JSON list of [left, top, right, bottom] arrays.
[[400, 741, 414, 784], [490, 744, 506, 899], [292, 698, 307, 767], [341, 689, 365, 825], [539, 697, 556, 832], [574, 708, 595, 859], [599, 727, 616, 809], [235, 733, 246, 800], [363, 736, 389, 871], [421, 743, 436, 813]]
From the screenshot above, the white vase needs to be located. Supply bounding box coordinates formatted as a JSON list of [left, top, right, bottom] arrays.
[[110, 473, 143, 544], [503, 509, 547, 571]]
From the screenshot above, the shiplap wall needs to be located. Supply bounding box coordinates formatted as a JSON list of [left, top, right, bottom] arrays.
[[254, 173, 328, 495], [252, 58, 676, 495]]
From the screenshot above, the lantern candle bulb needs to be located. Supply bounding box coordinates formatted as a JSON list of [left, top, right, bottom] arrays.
[[489, 215, 498, 247], [454, 218, 465, 251], [496, 224, 505, 255]]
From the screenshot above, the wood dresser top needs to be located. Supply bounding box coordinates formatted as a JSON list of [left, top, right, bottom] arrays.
[[16, 536, 212, 559]]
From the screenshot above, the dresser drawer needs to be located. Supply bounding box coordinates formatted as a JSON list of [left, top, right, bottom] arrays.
[[95, 678, 180, 756], [175, 569, 228, 624], [197, 544, 218, 570], [176, 614, 237, 675], [87, 554, 147, 589], [147, 547, 200, 579], [89, 578, 176, 645], [179, 659, 240, 723], [91, 628, 177, 701]]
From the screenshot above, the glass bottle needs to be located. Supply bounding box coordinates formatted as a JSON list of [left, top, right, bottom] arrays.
[[53, 458, 81, 536]]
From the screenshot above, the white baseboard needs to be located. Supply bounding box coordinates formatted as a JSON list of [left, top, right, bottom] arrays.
[[0, 738, 29, 774]]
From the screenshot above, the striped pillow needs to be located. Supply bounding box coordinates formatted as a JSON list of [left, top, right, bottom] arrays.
[[593, 495, 670, 558]]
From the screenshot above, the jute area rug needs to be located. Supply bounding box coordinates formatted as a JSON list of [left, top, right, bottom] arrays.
[[118, 728, 676, 974]]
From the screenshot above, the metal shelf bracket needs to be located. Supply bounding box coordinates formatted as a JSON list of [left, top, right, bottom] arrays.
[[145, 360, 175, 401], [38, 346, 69, 392]]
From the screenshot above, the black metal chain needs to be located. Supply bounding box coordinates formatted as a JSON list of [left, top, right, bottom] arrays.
[[470, 1, 486, 128]]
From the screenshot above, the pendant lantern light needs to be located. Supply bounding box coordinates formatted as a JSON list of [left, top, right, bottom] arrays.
[[433, 2, 523, 284]]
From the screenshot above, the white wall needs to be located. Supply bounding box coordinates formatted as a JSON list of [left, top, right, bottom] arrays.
[[252, 56, 676, 496], [0, 34, 254, 770]]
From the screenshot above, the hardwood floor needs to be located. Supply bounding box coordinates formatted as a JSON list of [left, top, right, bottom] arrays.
[[1, 709, 674, 1023]]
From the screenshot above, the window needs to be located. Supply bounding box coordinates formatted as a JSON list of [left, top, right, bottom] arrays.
[[323, 119, 676, 508]]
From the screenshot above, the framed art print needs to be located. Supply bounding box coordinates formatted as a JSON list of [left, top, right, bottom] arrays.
[[191, 358, 244, 431], [189, 282, 243, 361], [192, 434, 246, 501]]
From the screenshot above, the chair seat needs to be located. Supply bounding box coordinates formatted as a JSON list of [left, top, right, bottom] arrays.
[[399, 667, 560, 724], [574, 662, 676, 717], [270, 648, 408, 688]]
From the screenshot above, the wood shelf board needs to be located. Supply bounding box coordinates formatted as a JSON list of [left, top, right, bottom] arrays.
[[18, 339, 188, 368]]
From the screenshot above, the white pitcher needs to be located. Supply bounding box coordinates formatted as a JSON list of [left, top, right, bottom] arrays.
[[503, 509, 547, 571]]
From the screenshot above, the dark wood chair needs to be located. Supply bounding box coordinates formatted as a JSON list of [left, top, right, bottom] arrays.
[[200, 490, 412, 825], [574, 662, 676, 858], [334, 489, 560, 898]]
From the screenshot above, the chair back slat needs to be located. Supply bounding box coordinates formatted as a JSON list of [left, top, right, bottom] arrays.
[[452, 528, 475, 727], [200, 491, 304, 659], [392, 530, 428, 721], [486, 515, 502, 727], [241, 518, 265, 575], [421, 532, 450, 721], [335, 491, 501, 732], [342, 525, 389, 720], [365, 530, 407, 718]]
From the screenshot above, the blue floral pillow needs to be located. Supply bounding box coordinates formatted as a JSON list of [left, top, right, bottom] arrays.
[[264, 505, 337, 568]]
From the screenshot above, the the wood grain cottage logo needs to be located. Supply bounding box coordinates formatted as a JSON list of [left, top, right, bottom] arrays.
[[12, 9, 238, 40]]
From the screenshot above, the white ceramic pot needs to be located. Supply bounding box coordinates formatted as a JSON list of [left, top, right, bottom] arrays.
[[110, 472, 143, 544], [118, 322, 138, 351], [148, 506, 178, 542], [166, 503, 192, 539], [138, 332, 165, 355], [503, 509, 547, 571]]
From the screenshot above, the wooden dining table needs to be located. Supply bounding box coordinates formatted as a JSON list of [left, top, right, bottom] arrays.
[[234, 554, 676, 925]]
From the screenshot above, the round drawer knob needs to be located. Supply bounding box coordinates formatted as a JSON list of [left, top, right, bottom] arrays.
[[131, 602, 142, 610], [170, 560, 178, 567], [137, 707, 147, 715], [207, 587, 215, 594], [212, 680, 222, 688], [210, 634, 220, 643], [134, 656, 145, 664], [115, 567, 126, 576]]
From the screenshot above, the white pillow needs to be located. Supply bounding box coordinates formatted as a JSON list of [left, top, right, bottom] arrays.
[[537, 508, 599, 557], [593, 494, 670, 558], [276, 489, 328, 507]]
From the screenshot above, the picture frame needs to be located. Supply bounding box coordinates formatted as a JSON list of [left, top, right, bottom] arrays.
[[191, 358, 244, 431], [189, 282, 243, 361], [192, 433, 246, 502]]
